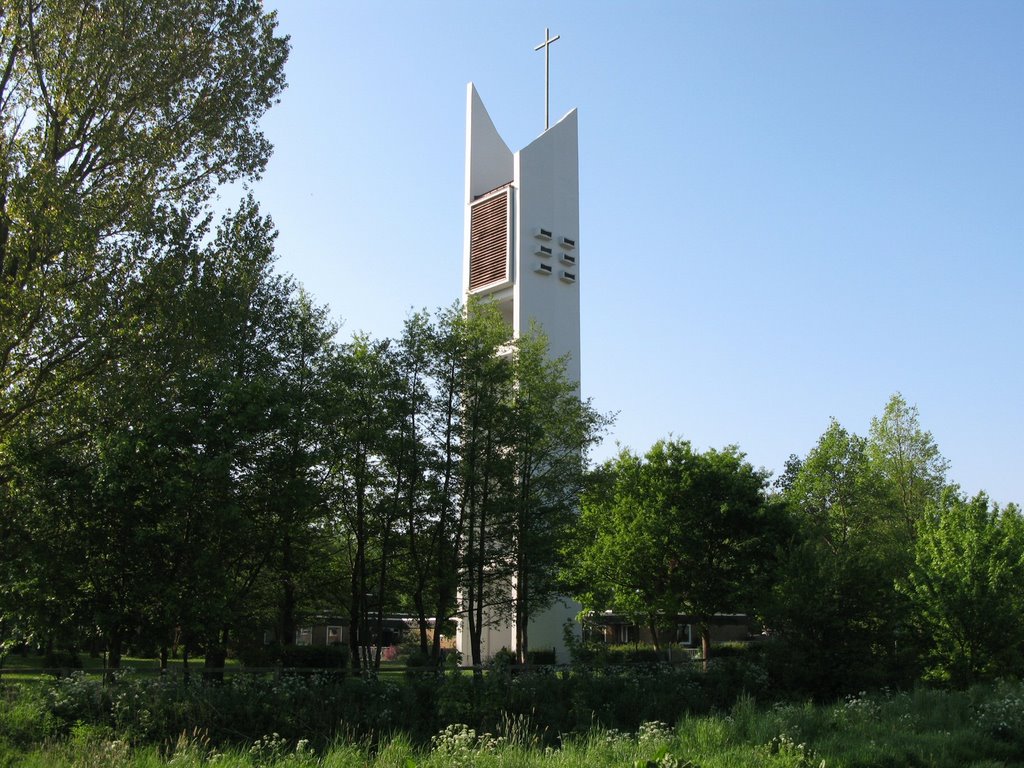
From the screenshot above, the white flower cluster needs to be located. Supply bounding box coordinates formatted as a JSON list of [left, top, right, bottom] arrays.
[[430, 723, 504, 767], [764, 731, 826, 768], [248, 732, 317, 767], [976, 682, 1024, 743], [637, 720, 673, 744]]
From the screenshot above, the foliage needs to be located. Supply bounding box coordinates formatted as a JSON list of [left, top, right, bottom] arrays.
[[868, 393, 950, 543], [3, 654, 767, 750], [0, 0, 288, 432], [4, 680, 1024, 767], [975, 679, 1024, 745], [567, 439, 783, 659], [0, 200, 335, 668], [365, 302, 609, 670], [526, 649, 557, 665], [762, 395, 955, 697], [430, 723, 504, 766], [0, 0, 292, 667], [903, 490, 1024, 684], [0, 683, 59, 746], [238, 644, 350, 670]]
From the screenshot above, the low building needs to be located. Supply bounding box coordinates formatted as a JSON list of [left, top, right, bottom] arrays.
[[583, 612, 757, 647]]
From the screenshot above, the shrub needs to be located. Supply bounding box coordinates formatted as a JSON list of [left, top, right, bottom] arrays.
[[527, 648, 556, 665], [43, 669, 408, 747], [0, 686, 59, 746], [975, 680, 1024, 744], [277, 644, 349, 669], [572, 642, 677, 666], [43, 649, 82, 671], [709, 641, 752, 659], [238, 642, 349, 670]]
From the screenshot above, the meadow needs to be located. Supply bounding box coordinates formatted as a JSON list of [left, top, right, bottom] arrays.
[[2, 660, 1023, 768]]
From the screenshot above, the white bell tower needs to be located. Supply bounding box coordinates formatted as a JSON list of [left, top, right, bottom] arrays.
[[461, 82, 581, 389]]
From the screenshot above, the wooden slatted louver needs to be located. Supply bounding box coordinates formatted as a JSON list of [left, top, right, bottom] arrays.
[[469, 187, 510, 290]]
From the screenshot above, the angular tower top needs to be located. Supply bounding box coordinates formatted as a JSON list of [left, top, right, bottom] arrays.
[[465, 84, 513, 203]]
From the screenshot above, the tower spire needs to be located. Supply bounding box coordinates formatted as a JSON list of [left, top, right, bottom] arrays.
[[534, 27, 560, 131]]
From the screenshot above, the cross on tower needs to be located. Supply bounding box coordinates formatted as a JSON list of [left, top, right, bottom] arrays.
[[534, 27, 560, 130]]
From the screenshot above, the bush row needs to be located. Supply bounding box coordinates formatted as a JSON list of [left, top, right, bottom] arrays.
[[7, 654, 771, 749]]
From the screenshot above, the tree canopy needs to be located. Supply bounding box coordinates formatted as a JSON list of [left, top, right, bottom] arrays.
[[567, 438, 782, 662], [0, 0, 289, 434], [2, 4, 1022, 701], [903, 490, 1024, 684]]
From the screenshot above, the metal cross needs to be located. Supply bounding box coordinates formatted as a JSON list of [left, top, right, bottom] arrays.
[[534, 27, 560, 130]]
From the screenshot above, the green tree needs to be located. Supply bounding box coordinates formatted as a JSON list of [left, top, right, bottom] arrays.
[[504, 327, 608, 663], [785, 420, 892, 553], [765, 398, 952, 695], [0, 199, 323, 669], [568, 439, 776, 664], [390, 311, 437, 659], [765, 419, 907, 694], [456, 300, 517, 669], [323, 332, 410, 674], [0, 0, 289, 661], [903, 489, 1024, 684], [868, 393, 950, 544], [0, 0, 288, 434], [410, 302, 505, 667], [218, 282, 339, 671]]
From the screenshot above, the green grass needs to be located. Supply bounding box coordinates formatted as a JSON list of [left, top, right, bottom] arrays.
[[0, 654, 240, 685], [1, 684, 1023, 767], [1, 654, 239, 671]]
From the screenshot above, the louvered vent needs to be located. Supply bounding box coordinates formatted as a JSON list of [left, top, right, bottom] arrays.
[[469, 189, 510, 290]]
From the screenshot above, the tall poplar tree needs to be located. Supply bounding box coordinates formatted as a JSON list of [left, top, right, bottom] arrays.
[[0, 0, 288, 435]]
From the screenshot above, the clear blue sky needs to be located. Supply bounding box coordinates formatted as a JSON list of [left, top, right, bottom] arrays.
[[248, 1, 1024, 505]]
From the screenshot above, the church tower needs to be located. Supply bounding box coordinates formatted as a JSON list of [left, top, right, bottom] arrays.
[[456, 80, 582, 663], [462, 83, 580, 388]]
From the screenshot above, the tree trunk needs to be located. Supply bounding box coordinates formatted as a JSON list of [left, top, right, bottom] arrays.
[[279, 586, 296, 646], [649, 619, 661, 653], [417, 611, 429, 657], [348, 466, 368, 675], [203, 649, 225, 682], [373, 493, 396, 672], [431, 589, 450, 666], [516, 566, 529, 664], [107, 632, 122, 670], [700, 622, 711, 672], [520, 610, 529, 666], [515, 450, 532, 665]]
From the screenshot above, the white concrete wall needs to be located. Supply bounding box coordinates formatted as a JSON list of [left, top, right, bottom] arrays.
[[513, 108, 581, 387], [463, 84, 514, 297], [454, 599, 515, 665], [522, 596, 581, 664]]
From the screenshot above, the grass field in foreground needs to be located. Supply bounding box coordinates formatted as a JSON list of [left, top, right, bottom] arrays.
[[2, 684, 1023, 767], [0, 654, 240, 686]]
